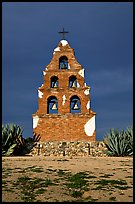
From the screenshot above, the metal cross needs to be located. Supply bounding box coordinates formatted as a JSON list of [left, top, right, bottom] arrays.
[[58, 27, 69, 40]]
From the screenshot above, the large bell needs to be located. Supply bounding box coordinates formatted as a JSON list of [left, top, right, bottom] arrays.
[[51, 102, 57, 110], [72, 102, 79, 110]]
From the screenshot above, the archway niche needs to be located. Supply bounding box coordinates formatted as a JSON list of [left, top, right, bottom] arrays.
[[47, 96, 58, 114], [70, 95, 81, 114]]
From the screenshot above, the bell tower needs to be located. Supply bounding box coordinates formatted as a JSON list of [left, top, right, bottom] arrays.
[[32, 29, 96, 142]]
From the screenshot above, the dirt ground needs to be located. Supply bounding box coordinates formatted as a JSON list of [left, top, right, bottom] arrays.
[[2, 156, 133, 202]]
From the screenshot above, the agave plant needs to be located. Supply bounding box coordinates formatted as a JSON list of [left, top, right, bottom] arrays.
[[124, 127, 133, 156], [2, 124, 17, 156], [103, 127, 133, 157], [2, 123, 24, 156], [2, 124, 41, 156]]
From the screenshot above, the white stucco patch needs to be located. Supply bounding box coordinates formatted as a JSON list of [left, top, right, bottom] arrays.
[[86, 101, 90, 109], [53, 47, 60, 54], [84, 116, 95, 136], [43, 71, 46, 75], [62, 95, 66, 105], [77, 82, 80, 87], [54, 47, 60, 52], [38, 90, 43, 98], [33, 115, 39, 129], [78, 69, 84, 78], [84, 88, 90, 95], [60, 40, 68, 46]]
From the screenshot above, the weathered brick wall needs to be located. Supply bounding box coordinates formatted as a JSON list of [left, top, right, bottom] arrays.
[[33, 113, 96, 142], [29, 141, 108, 157]]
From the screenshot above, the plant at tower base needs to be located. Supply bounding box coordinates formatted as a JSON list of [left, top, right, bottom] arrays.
[[2, 123, 41, 156], [2, 123, 24, 156], [103, 127, 133, 157], [22, 132, 41, 155]]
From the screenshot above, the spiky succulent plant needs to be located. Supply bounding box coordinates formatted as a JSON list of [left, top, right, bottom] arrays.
[[2, 123, 41, 156], [2, 123, 24, 156], [103, 127, 133, 156]]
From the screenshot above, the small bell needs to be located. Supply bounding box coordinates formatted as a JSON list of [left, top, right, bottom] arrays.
[[53, 82, 58, 88], [61, 63, 67, 69], [72, 102, 79, 110], [51, 102, 57, 110], [71, 81, 76, 88]]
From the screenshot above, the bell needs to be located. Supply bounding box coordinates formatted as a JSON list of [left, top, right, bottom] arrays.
[[53, 82, 58, 88], [71, 81, 76, 88], [61, 63, 67, 69], [72, 102, 79, 110], [51, 102, 57, 110]]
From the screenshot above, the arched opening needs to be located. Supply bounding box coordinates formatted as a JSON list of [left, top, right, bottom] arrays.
[[69, 75, 77, 88], [70, 95, 81, 114], [59, 56, 68, 69], [47, 96, 58, 114], [50, 76, 58, 88]]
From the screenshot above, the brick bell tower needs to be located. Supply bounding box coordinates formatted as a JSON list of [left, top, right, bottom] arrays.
[[32, 29, 96, 142]]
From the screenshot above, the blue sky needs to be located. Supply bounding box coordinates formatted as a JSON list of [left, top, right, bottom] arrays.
[[2, 2, 133, 140]]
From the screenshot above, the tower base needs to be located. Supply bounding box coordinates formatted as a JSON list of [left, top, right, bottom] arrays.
[[32, 113, 96, 142]]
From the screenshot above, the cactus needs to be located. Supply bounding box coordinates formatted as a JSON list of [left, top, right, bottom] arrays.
[[103, 127, 133, 156]]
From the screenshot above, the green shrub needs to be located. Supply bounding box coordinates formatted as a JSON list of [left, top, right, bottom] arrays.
[[103, 127, 133, 156]]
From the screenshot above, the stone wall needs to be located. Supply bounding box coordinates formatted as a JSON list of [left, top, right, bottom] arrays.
[[29, 141, 108, 157]]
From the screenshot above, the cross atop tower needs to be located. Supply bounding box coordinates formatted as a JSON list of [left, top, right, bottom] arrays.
[[58, 27, 69, 40]]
